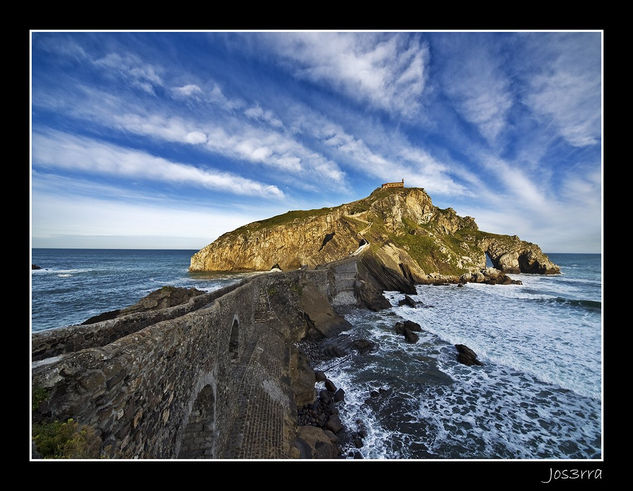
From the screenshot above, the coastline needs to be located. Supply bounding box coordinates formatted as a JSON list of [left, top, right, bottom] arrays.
[[31, 256, 411, 459], [31, 252, 601, 460]]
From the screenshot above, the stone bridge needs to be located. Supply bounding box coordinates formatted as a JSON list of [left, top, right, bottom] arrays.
[[32, 264, 366, 459]]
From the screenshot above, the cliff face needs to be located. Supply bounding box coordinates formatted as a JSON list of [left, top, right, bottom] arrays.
[[190, 187, 559, 277]]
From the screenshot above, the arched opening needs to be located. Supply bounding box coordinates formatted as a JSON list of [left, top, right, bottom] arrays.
[[178, 384, 216, 459], [485, 251, 494, 268], [229, 317, 239, 362]]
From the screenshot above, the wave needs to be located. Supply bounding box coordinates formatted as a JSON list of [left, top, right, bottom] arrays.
[[536, 296, 602, 312], [32, 268, 92, 275]]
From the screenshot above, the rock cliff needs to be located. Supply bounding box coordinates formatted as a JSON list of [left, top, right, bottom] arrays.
[[190, 186, 559, 278]]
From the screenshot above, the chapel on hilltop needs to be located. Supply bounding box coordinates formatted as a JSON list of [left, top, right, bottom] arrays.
[[381, 178, 404, 189]]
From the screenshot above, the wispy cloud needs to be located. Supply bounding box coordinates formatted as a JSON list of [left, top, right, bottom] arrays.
[[32, 130, 285, 199], [34, 82, 346, 189], [261, 32, 429, 119], [434, 34, 513, 145], [279, 98, 470, 196], [93, 52, 164, 95], [171, 83, 203, 98], [521, 32, 601, 148]]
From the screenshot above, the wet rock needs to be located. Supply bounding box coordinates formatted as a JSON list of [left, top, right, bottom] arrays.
[[81, 309, 122, 325], [326, 414, 344, 433], [354, 279, 392, 311], [325, 379, 337, 393], [394, 320, 422, 343], [398, 295, 417, 307], [319, 390, 332, 405], [32, 264, 42, 270], [314, 370, 326, 382], [324, 345, 348, 358], [459, 268, 522, 286], [323, 429, 339, 443], [455, 344, 483, 366], [295, 426, 339, 459], [403, 330, 419, 343], [333, 388, 345, 402], [395, 320, 422, 333], [350, 338, 376, 355]]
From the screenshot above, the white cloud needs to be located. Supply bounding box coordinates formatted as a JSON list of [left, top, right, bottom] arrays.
[[522, 33, 601, 147], [172, 84, 203, 98], [34, 83, 346, 188], [35, 34, 88, 61], [32, 130, 284, 199], [262, 32, 429, 119], [437, 36, 513, 145], [184, 131, 207, 144], [207, 83, 246, 111], [93, 52, 164, 94], [280, 100, 469, 196], [244, 104, 284, 128]]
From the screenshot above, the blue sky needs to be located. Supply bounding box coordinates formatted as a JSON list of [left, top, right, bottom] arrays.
[[31, 31, 602, 252]]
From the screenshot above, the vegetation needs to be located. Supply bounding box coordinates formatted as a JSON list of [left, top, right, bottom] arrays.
[[32, 418, 101, 458], [32, 386, 48, 411]]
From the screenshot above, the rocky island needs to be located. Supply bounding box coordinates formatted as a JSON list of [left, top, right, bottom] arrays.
[[31, 185, 559, 459], [191, 185, 558, 279]]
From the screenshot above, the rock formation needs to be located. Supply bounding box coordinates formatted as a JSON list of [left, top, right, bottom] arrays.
[[190, 186, 559, 279], [31, 257, 411, 459]]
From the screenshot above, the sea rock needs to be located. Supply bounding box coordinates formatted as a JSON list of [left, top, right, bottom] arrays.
[[294, 426, 339, 459], [455, 344, 483, 366], [354, 279, 392, 311], [32, 264, 42, 270], [333, 388, 345, 402], [325, 379, 337, 393], [326, 414, 344, 434], [459, 268, 522, 285], [350, 338, 377, 355], [394, 320, 422, 344], [398, 295, 417, 307]]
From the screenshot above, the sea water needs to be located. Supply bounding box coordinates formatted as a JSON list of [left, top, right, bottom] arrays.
[[30, 249, 243, 332], [317, 253, 602, 459], [30, 250, 601, 459]]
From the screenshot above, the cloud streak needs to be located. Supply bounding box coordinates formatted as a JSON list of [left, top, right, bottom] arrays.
[[261, 32, 429, 119], [521, 32, 601, 147], [32, 130, 285, 199], [434, 34, 513, 145]]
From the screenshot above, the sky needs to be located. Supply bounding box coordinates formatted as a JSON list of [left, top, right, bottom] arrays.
[[30, 31, 602, 252]]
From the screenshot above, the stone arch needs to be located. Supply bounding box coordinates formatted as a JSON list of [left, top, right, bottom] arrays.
[[177, 384, 217, 459], [485, 251, 494, 268], [229, 315, 239, 362]]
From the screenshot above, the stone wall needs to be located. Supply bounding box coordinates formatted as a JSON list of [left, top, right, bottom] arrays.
[[32, 267, 361, 459]]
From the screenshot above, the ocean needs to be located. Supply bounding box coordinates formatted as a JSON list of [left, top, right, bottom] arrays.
[[30, 249, 602, 460]]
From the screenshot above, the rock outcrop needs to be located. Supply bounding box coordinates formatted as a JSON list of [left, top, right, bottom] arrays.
[[81, 286, 205, 325], [31, 257, 407, 460], [455, 344, 483, 366], [190, 186, 559, 279]]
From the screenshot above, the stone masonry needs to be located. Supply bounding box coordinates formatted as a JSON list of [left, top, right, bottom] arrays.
[[32, 262, 366, 459]]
